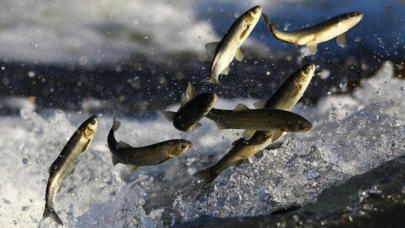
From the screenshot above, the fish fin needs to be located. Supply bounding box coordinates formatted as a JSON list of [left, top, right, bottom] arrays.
[[307, 44, 318, 55], [253, 100, 267, 109], [112, 119, 121, 132], [48, 166, 52, 174], [163, 111, 176, 122], [129, 165, 139, 173], [262, 13, 276, 33], [254, 150, 264, 159], [233, 103, 250, 112], [116, 141, 132, 149], [243, 129, 256, 140], [242, 158, 251, 164], [337, 33, 347, 47], [215, 122, 229, 130], [180, 93, 188, 107], [69, 168, 76, 177], [56, 184, 63, 193], [205, 42, 219, 56], [81, 140, 91, 153], [234, 159, 244, 167], [186, 82, 197, 99], [232, 138, 244, 146], [192, 122, 202, 130], [205, 76, 224, 87], [43, 206, 63, 225], [112, 156, 120, 166], [221, 64, 230, 75], [235, 48, 244, 61], [193, 167, 217, 184]]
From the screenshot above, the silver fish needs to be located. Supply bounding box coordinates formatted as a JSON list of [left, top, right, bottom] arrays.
[[163, 83, 217, 132], [194, 64, 316, 183], [108, 118, 192, 172], [43, 115, 98, 226], [206, 5, 262, 85], [263, 12, 363, 54], [206, 105, 312, 140]]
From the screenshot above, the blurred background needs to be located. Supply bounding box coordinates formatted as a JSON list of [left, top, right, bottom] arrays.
[[0, 0, 403, 115]]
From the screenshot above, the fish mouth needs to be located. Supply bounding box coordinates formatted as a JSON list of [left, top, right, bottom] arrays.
[[250, 6, 262, 17]]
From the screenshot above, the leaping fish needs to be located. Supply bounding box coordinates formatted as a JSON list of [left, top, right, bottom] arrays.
[[43, 115, 98, 226], [263, 12, 363, 54], [206, 5, 262, 85], [206, 105, 312, 140], [107, 117, 192, 172], [194, 64, 316, 184], [163, 82, 217, 133]]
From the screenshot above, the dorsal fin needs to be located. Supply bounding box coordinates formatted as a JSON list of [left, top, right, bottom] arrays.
[[180, 94, 188, 107], [233, 103, 249, 112], [163, 111, 176, 122], [116, 141, 132, 150], [205, 42, 219, 56], [186, 82, 197, 99], [254, 100, 267, 109]]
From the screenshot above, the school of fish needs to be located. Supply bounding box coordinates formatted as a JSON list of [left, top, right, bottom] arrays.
[[41, 5, 363, 225]]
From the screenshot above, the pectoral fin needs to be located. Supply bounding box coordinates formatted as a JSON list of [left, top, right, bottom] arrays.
[[307, 44, 318, 55], [243, 129, 256, 140], [190, 123, 202, 132], [235, 48, 244, 61], [112, 156, 120, 166], [336, 33, 347, 48], [254, 100, 267, 109], [129, 165, 139, 173], [163, 111, 176, 122], [81, 140, 91, 153], [205, 42, 219, 56], [69, 168, 76, 177], [221, 64, 230, 75]]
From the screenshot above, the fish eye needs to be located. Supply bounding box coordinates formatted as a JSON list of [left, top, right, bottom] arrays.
[[303, 67, 310, 74], [91, 119, 96, 125], [348, 12, 357, 19], [181, 143, 189, 150]]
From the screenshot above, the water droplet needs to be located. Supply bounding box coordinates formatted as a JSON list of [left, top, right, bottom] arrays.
[[145, 36, 149, 39], [22, 158, 28, 164]]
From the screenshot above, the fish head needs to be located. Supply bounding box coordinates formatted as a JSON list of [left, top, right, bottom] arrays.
[[297, 63, 316, 86], [201, 93, 217, 111], [168, 140, 193, 157], [244, 5, 262, 24], [341, 12, 364, 27], [296, 119, 313, 131], [83, 115, 98, 139]]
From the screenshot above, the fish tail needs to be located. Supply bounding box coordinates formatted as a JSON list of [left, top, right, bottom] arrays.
[[43, 205, 63, 225], [193, 167, 218, 184]]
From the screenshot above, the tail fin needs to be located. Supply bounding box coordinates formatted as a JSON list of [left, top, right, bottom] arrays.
[[262, 13, 276, 33], [43, 206, 63, 226], [112, 117, 121, 132], [193, 167, 218, 184]]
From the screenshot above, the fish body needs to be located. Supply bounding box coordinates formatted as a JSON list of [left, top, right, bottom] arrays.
[[263, 12, 363, 54], [194, 64, 316, 183], [108, 118, 192, 172], [163, 86, 217, 132], [43, 115, 98, 226], [206, 5, 262, 85], [206, 106, 312, 140]]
